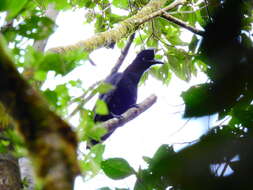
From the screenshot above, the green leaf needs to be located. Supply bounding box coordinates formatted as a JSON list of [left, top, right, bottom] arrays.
[[55, 84, 71, 104], [142, 156, 152, 164], [17, 16, 55, 40], [117, 40, 126, 49], [95, 100, 109, 115], [181, 83, 220, 117], [88, 125, 107, 142], [80, 110, 107, 141], [96, 82, 115, 94], [39, 53, 62, 73], [149, 144, 175, 170], [39, 50, 87, 75], [167, 48, 193, 81], [3, 0, 28, 20], [134, 34, 148, 45], [110, 14, 127, 24], [101, 158, 135, 179], [0, 0, 8, 11], [53, 0, 71, 9], [189, 35, 199, 52], [83, 0, 96, 8], [23, 46, 44, 68], [182, 83, 208, 117], [2, 27, 16, 42], [195, 7, 206, 27], [149, 63, 171, 85], [96, 187, 112, 190], [112, 0, 129, 10], [81, 144, 105, 179], [34, 71, 47, 81], [0, 143, 8, 153], [43, 89, 58, 107], [1, 140, 10, 146], [95, 14, 106, 33], [69, 80, 80, 87]]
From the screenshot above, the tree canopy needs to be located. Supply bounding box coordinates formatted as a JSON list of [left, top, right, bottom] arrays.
[[0, 0, 253, 189]]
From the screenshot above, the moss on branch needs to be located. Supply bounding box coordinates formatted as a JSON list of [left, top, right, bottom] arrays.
[[49, 0, 186, 54], [0, 35, 79, 190]]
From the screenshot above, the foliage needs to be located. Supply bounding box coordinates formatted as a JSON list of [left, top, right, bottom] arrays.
[[101, 158, 135, 179], [0, 0, 253, 189]]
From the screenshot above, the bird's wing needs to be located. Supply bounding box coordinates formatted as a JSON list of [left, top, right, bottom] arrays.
[[94, 72, 123, 122], [99, 72, 123, 101]]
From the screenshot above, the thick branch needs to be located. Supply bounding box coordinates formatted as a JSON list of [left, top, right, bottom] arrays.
[[161, 12, 204, 36], [110, 33, 135, 75], [33, 4, 59, 52], [0, 153, 21, 190], [0, 35, 79, 190], [49, 0, 186, 53], [101, 94, 157, 131], [19, 158, 35, 190]]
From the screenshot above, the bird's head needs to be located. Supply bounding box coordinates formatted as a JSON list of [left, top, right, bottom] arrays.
[[136, 48, 164, 65]]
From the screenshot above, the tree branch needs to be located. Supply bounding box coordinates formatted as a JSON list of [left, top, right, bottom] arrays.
[[110, 32, 135, 75], [0, 35, 79, 190], [48, 0, 186, 53], [101, 94, 157, 132], [33, 4, 59, 52], [0, 153, 21, 190], [161, 12, 204, 36]]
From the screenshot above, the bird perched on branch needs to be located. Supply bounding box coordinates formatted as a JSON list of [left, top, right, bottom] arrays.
[[90, 49, 163, 146]]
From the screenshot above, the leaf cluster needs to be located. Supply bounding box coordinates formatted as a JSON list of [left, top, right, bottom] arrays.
[[1, 0, 253, 189]]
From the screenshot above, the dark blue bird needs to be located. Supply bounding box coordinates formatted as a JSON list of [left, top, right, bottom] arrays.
[[90, 49, 163, 146]]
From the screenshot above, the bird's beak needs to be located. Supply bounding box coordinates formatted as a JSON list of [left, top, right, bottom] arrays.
[[148, 59, 164, 65]]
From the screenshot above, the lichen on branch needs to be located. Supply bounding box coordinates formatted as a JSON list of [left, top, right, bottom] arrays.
[[49, 0, 186, 54]]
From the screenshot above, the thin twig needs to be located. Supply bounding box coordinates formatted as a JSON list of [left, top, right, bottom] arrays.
[[204, 0, 212, 22], [168, 118, 191, 138], [161, 12, 204, 36], [110, 33, 135, 75], [68, 81, 102, 118], [214, 164, 221, 176], [69, 81, 101, 105], [171, 139, 198, 145], [138, 0, 187, 26], [220, 161, 230, 177], [88, 56, 96, 66], [169, 5, 207, 15]]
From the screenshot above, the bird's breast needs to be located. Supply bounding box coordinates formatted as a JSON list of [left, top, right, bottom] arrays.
[[108, 81, 137, 115]]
